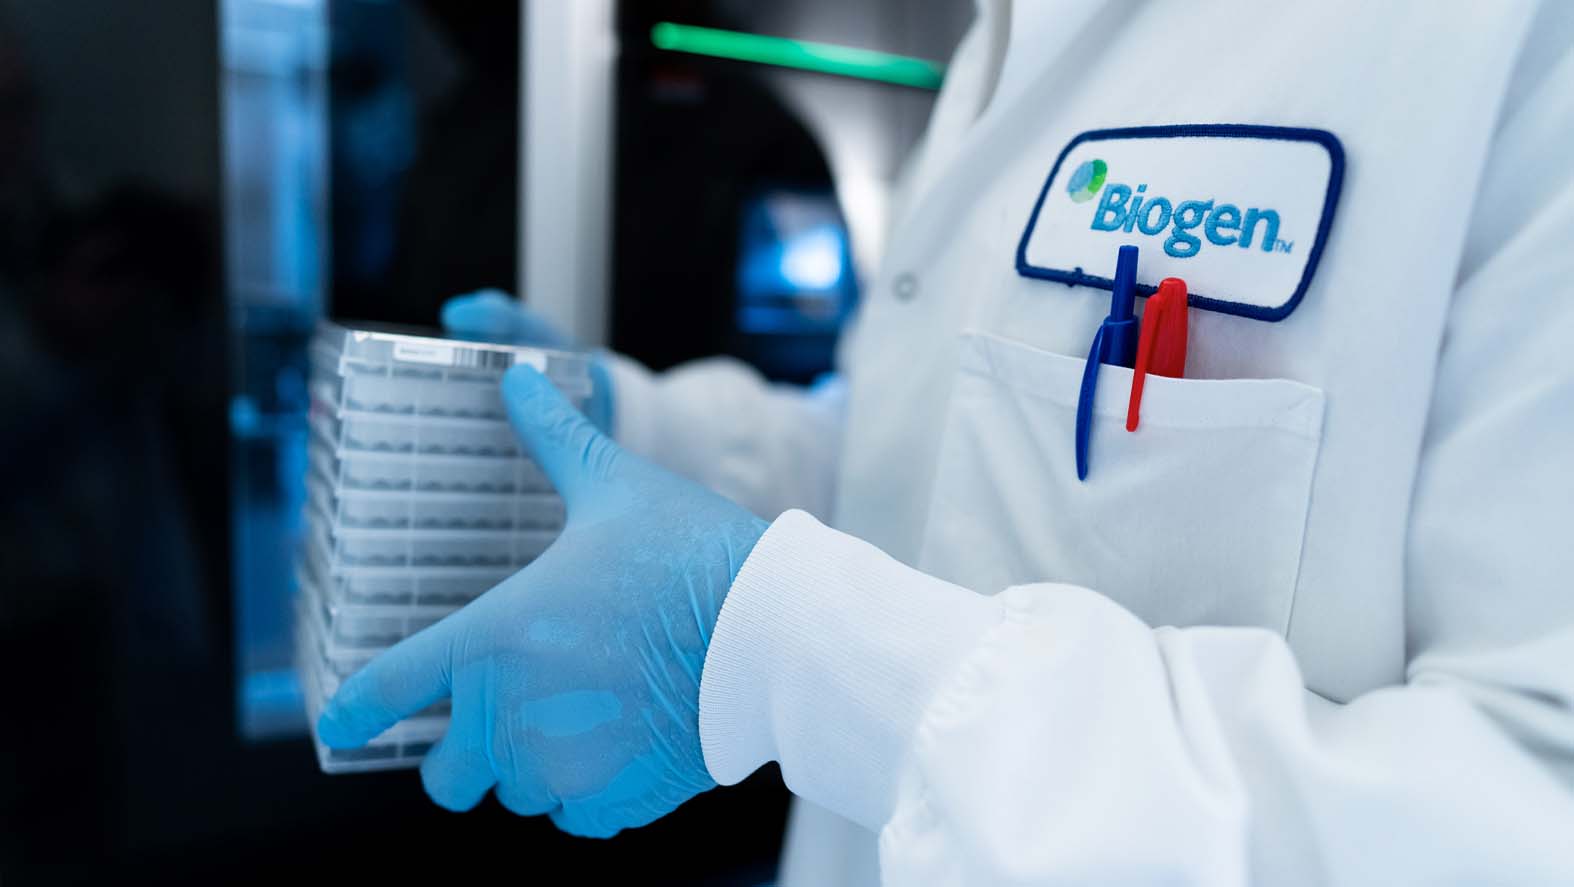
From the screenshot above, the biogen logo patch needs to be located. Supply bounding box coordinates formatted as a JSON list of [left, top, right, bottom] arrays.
[[1017, 125, 1345, 322]]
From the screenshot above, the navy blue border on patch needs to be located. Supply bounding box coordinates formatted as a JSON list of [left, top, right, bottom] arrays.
[[1014, 124, 1345, 322]]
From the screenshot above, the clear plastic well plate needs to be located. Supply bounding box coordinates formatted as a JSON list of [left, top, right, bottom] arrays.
[[310, 379, 526, 459], [306, 462, 564, 532], [317, 320, 591, 379], [297, 631, 447, 773], [309, 418, 555, 495], [299, 525, 507, 642], [294, 578, 449, 773], [311, 320, 594, 418], [331, 488, 563, 531], [296, 549, 464, 655], [308, 497, 558, 570], [297, 477, 520, 611]]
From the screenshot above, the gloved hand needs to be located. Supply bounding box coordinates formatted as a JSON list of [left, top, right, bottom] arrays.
[[440, 288, 615, 435], [441, 288, 575, 349], [317, 364, 768, 837]]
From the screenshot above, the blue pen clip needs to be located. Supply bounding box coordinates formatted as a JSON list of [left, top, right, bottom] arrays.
[[1075, 245, 1141, 481]]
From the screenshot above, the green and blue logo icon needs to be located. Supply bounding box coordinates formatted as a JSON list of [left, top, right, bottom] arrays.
[[1066, 159, 1107, 203], [1069, 158, 1292, 259]]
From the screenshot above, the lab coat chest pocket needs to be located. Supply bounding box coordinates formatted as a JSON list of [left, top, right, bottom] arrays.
[[918, 331, 1326, 632]]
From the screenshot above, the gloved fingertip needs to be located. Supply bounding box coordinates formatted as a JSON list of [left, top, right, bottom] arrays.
[[420, 766, 490, 813], [500, 362, 609, 500], [494, 780, 558, 818], [510, 310, 573, 350], [315, 707, 368, 750], [315, 676, 395, 749], [446, 287, 511, 309], [501, 362, 551, 399], [501, 363, 590, 452], [438, 297, 469, 328], [442, 300, 509, 341], [550, 805, 623, 840]]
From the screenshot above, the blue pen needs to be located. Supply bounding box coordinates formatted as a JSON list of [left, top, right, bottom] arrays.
[[1103, 245, 1140, 367], [1075, 245, 1140, 480]]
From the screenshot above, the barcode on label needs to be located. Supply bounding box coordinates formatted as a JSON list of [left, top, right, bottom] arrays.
[[451, 349, 514, 371], [392, 340, 547, 372]]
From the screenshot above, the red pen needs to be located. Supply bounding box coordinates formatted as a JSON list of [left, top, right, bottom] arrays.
[[1126, 277, 1189, 431]]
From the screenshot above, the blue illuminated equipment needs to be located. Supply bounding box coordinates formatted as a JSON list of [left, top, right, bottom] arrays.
[[735, 190, 857, 380], [736, 191, 855, 332]]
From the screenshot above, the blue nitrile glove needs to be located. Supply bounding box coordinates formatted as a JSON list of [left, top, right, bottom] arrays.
[[317, 364, 768, 838], [441, 288, 575, 349], [440, 288, 615, 435]]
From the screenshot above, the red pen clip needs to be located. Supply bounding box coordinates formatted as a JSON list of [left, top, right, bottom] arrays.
[[1126, 277, 1189, 431]]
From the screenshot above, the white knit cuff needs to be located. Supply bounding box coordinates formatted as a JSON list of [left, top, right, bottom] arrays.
[[699, 509, 1002, 830]]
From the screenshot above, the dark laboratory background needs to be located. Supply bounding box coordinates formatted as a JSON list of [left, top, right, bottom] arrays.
[[0, 0, 967, 883]]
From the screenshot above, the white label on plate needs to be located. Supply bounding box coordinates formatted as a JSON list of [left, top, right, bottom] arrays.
[[393, 339, 548, 372], [392, 341, 458, 366]]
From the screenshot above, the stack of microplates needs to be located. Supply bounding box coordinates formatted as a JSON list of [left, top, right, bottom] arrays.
[[296, 321, 592, 772]]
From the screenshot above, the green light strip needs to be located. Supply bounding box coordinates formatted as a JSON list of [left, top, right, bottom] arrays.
[[650, 22, 944, 90]]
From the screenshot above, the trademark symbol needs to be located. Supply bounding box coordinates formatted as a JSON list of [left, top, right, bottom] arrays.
[[1273, 239, 1294, 254]]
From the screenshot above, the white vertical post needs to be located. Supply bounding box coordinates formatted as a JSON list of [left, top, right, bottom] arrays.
[[520, 0, 616, 347]]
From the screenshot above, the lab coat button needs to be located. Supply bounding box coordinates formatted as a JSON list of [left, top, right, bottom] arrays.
[[893, 272, 919, 302]]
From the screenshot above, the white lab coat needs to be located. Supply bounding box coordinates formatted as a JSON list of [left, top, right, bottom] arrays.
[[609, 0, 1574, 882]]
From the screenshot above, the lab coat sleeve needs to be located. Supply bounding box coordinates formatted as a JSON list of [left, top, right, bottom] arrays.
[[697, 29, 1574, 887], [604, 353, 844, 521]]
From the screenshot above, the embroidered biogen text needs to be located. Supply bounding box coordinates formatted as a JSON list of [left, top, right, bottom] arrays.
[[1069, 159, 1293, 259]]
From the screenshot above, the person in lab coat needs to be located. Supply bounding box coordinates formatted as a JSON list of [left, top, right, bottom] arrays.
[[319, 0, 1574, 882]]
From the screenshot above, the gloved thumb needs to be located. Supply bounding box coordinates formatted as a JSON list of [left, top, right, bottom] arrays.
[[501, 364, 618, 507], [442, 289, 574, 349], [441, 289, 521, 344]]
